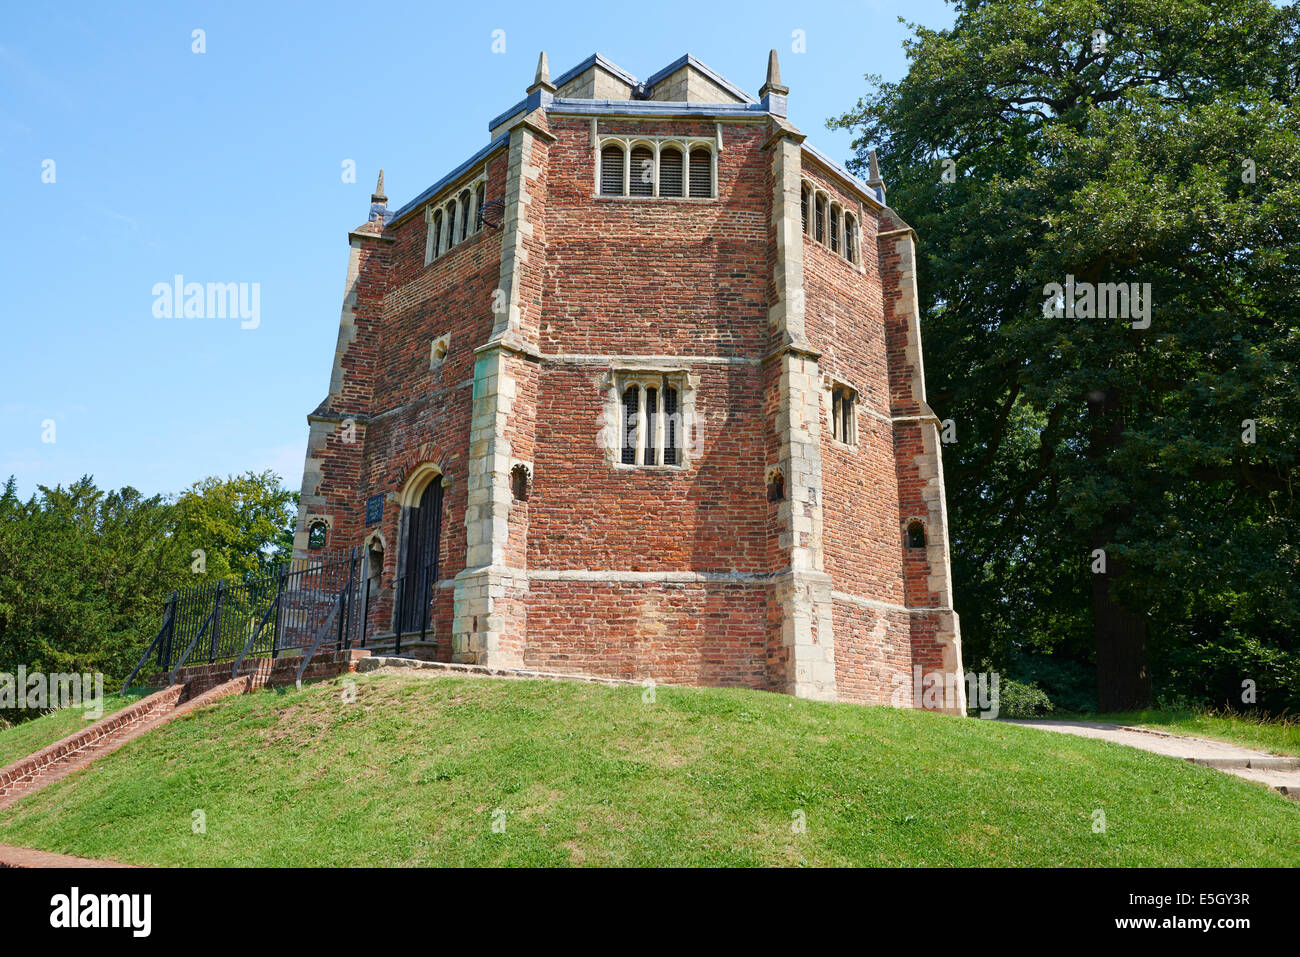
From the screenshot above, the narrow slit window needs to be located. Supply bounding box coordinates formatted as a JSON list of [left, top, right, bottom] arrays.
[[815, 195, 826, 244], [663, 385, 679, 465], [430, 210, 443, 260], [831, 385, 856, 445], [801, 185, 810, 235], [630, 146, 654, 196], [601, 144, 625, 196], [443, 203, 456, 252], [659, 147, 683, 197], [474, 183, 487, 231], [844, 213, 857, 262], [621, 385, 639, 464], [830, 205, 841, 253], [689, 147, 712, 198], [644, 387, 659, 464], [459, 191, 471, 242]]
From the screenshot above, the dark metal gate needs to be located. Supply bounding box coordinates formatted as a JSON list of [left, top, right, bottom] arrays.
[[396, 477, 443, 638]]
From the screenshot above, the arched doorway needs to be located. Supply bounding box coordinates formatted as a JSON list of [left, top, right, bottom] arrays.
[[397, 474, 443, 636]]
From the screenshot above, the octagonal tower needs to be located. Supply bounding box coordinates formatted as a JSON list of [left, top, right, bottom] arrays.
[[293, 51, 965, 711]]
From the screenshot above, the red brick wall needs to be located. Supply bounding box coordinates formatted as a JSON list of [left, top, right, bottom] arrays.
[[301, 110, 953, 703]]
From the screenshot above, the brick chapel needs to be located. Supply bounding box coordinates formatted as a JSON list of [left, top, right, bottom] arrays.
[[292, 50, 965, 710]]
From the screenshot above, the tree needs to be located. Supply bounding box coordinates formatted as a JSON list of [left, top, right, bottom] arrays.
[[0, 471, 298, 724], [831, 0, 1300, 710], [172, 471, 297, 581]]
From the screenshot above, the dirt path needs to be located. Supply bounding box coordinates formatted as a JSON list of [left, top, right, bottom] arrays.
[[1007, 720, 1300, 800]]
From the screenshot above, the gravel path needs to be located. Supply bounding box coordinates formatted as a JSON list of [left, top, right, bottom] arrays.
[[1006, 720, 1300, 800]]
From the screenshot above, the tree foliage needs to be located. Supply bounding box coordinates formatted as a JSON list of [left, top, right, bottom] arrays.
[[0, 471, 296, 723], [831, 0, 1300, 711]]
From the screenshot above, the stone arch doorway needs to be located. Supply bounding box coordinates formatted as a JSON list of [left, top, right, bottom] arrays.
[[396, 469, 444, 637]]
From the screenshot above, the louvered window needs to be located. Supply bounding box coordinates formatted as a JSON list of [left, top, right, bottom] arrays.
[[616, 374, 687, 468], [644, 386, 659, 461], [844, 214, 857, 262], [622, 385, 639, 464], [443, 203, 457, 252], [830, 205, 841, 253], [801, 185, 809, 234], [663, 385, 679, 465], [659, 147, 683, 197], [630, 146, 654, 196], [689, 148, 712, 198], [601, 145, 625, 195]]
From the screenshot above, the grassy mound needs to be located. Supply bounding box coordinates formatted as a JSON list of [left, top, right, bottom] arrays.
[[0, 672, 1295, 866]]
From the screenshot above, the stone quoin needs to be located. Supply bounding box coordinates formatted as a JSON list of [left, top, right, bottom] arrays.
[[293, 50, 965, 711]]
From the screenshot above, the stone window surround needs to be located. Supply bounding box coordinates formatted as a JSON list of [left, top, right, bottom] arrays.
[[423, 173, 488, 265], [594, 135, 718, 200], [825, 377, 859, 447], [801, 179, 863, 269], [304, 515, 332, 550], [601, 366, 699, 470]]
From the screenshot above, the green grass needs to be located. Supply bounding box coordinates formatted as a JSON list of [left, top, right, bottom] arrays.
[[1059, 710, 1300, 757], [1, 673, 1296, 867], [0, 692, 146, 767]]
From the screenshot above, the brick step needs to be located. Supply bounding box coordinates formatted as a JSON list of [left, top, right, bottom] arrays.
[[0, 677, 249, 809]]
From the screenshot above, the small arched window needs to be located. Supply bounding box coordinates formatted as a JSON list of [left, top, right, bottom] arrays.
[[830, 204, 842, 253], [659, 147, 684, 197], [800, 184, 810, 235], [430, 210, 443, 260], [459, 190, 472, 242], [601, 144, 625, 195], [444, 202, 458, 251], [844, 213, 857, 262], [621, 384, 640, 464], [815, 194, 826, 244], [688, 147, 713, 198], [474, 182, 487, 231], [307, 521, 328, 551], [366, 538, 384, 589], [907, 520, 927, 549], [630, 146, 654, 196], [510, 464, 530, 502], [767, 470, 786, 502]]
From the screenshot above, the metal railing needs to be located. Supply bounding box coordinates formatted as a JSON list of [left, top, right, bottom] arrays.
[[123, 547, 365, 692]]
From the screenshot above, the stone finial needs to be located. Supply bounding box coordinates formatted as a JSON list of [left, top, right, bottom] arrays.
[[371, 169, 387, 204], [528, 50, 557, 94], [759, 49, 789, 97], [866, 150, 886, 204]]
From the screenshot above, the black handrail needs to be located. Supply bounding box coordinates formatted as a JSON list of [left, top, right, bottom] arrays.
[[121, 594, 177, 694]]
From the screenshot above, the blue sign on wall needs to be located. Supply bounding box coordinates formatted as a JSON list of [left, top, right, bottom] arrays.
[[365, 494, 384, 526]]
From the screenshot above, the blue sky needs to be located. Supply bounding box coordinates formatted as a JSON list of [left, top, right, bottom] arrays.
[[0, 0, 955, 500]]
